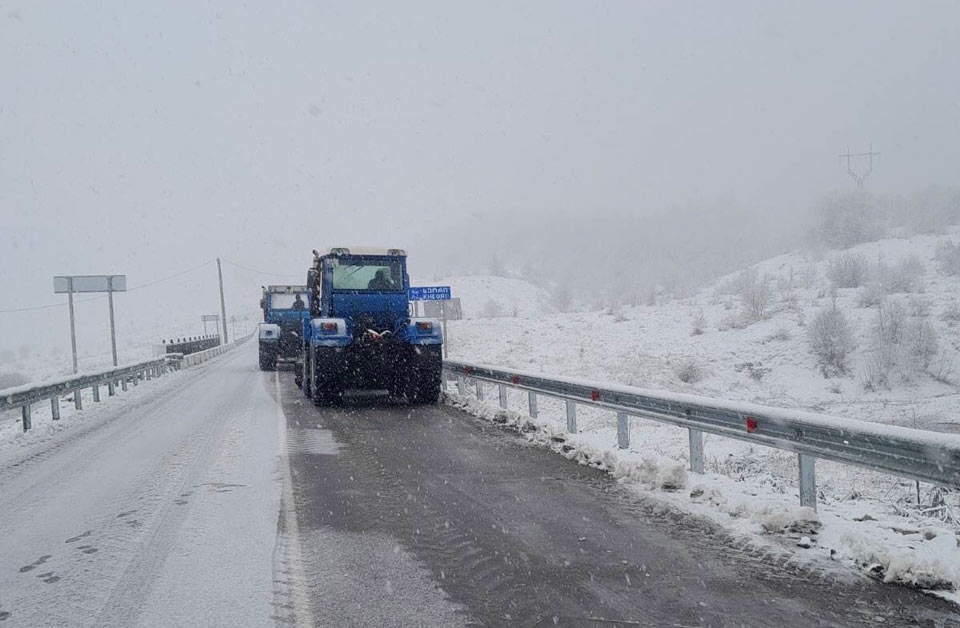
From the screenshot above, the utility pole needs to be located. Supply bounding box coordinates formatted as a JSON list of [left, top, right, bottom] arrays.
[[839, 144, 880, 190], [217, 258, 229, 344]]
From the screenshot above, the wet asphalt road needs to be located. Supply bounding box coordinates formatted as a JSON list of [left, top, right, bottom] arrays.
[[275, 372, 960, 628]]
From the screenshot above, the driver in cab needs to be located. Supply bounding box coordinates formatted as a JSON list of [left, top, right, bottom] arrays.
[[367, 269, 395, 291]]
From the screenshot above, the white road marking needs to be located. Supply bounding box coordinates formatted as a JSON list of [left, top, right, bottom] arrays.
[[276, 370, 316, 628]]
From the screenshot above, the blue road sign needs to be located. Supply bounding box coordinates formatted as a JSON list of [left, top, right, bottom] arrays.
[[409, 286, 451, 301]]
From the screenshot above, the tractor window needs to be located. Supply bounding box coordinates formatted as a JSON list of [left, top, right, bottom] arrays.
[[271, 294, 308, 309], [332, 260, 404, 292]]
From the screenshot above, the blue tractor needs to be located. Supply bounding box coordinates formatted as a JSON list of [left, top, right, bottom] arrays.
[[293, 247, 443, 403], [259, 285, 311, 370]]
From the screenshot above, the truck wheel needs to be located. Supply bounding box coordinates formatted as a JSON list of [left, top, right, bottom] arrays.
[[406, 345, 441, 404], [294, 361, 303, 388], [313, 349, 343, 405]]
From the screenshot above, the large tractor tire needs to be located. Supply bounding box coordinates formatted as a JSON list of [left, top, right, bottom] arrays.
[[312, 348, 344, 405], [405, 345, 442, 404], [259, 342, 278, 371], [299, 350, 313, 398]]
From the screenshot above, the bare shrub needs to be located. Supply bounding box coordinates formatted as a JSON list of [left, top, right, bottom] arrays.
[[862, 298, 940, 389], [809, 191, 885, 248], [799, 264, 818, 289], [552, 283, 572, 312], [738, 269, 772, 322], [717, 312, 747, 331], [908, 295, 932, 318], [876, 299, 908, 346], [941, 300, 960, 327], [675, 358, 704, 383], [906, 317, 938, 373], [808, 302, 856, 375], [861, 302, 903, 390], [934, 240, 960, 276], [879, 256, 926, 294], [766, 326, 792, 342], [826, 252, 869, 288], [644, 286, 657, 307], [690, 310, 706, 336], [856, 282, 884, 308], [612, 308, 628, 323]]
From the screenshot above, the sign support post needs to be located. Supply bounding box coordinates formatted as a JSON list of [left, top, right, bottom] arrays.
[[107, 277, 118, 366], [55, 275, 127, 373], [67, 281, 78, 373], [442, 302, 448, 359]]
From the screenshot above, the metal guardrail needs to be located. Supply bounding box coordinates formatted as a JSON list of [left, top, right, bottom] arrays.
[[2, 332, 255, 435], [442, 360, 960, 511], [162, 335, 221, 355], [1, 356, 179, 433]]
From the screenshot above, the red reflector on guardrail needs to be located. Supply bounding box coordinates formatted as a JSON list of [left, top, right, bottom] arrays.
[[511, 375, 520, 384], [746, 417, 758, 433], [591, 389, 600, 401], [464, 366, 473, 375]]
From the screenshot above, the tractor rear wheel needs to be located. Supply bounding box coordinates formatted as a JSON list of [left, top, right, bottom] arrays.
[[313, 348, 344, 405], [406, 345, 441, 404]]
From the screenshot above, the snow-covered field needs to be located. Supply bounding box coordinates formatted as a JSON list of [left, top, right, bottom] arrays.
[[435, 229, 960, 598]]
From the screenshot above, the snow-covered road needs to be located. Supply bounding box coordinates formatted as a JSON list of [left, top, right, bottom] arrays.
[[0, 342, 282, 627], [1, 341, 957, 627]]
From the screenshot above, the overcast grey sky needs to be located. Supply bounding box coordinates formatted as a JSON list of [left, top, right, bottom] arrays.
[[1, 1, 958, 357]]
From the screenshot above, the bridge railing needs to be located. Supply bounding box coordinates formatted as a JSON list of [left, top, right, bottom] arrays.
[[442, 360, 960, 511], [161, 335, 221, 355], [1, 356, 179, 432]]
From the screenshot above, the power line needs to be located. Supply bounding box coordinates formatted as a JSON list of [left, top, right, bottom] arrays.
[[220, 257, 302, 279], [0, 260, 215, 314], [126, 260, 215, 292]]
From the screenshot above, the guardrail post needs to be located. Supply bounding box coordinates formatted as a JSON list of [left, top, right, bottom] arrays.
[[108, 380, 116, 396], [74, 389, 83, 410], [133, 372, 139, 386], [121, 377, 128, 392], [617, 412, 629, 449], [22, 403, 32, 431], [528, 392, 538, 419], [51, 397, 60, 420], [456, 375, 465, 395], [798, 454, 817, 511], [146, 368, 152, 381], [498, 384, 507, 409], [92, 384, 100, 402], [475, 380, 484, 401], [688, 429, 704, 473], [566, 401, 577, 433]]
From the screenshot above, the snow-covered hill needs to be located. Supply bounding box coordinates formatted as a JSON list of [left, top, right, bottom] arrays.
[[448, 228, 960, 431], [412, 274, 555, 319]]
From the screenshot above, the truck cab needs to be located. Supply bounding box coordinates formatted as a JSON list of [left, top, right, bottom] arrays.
[[294, 247, 442, 403]]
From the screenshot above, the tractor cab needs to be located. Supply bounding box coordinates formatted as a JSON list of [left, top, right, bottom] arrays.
[[296, 247, 442, 403]]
